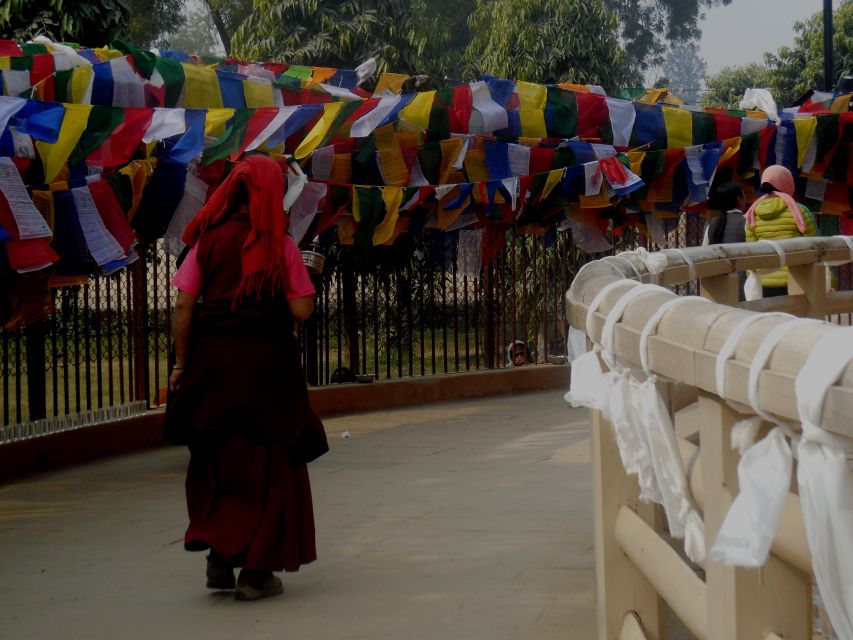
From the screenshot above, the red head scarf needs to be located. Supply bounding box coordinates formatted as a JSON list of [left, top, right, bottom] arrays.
[[182, 155, 288, 301], [744, 165, 806, 233]]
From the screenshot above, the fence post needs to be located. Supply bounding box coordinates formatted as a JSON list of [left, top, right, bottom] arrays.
[[482, 264, 495, 369], [131, 254, 149, 406], [24, 319, 46, 420], [698, 392, 811, 639], [592, 408, 664, 639], [303, 276, 320, 386]]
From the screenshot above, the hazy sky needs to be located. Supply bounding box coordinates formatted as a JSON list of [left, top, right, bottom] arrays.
[[698, 0, 820, 74]]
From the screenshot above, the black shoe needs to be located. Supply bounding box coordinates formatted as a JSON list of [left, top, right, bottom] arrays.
[[206, 552, 236, 590], [235, 570, 283, 601]]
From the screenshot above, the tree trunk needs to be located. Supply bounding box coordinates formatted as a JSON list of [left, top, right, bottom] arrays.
[[205, 1, 231, 55]]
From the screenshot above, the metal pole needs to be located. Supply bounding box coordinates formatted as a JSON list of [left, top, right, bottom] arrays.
[[824, 0, 834, 91]]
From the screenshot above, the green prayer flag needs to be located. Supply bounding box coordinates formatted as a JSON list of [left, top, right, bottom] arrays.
[[691, 112, 716, 145], [155, 58, 185, 108], [545, 87, 577, 139], [69, 106, 124, 166], [202, 108, 253, 164]]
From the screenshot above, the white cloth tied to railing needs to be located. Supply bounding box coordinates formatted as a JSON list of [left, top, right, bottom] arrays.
[[710, 317, 821, 567], [566, 278, 709, 563], [795, 327, 853, 640]]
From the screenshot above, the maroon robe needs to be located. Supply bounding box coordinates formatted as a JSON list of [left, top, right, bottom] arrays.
[[165, 208, 328, 572]]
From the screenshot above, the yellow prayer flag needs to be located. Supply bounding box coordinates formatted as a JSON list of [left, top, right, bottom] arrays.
[[119, 160, 155, 221], [243, 78, 274, 108], [540, 169, 565, 201], [92, 47, 123, 61], [746, 109, 767, 120], [718, 137, 741, 166], [373, 187, 403, 245], [556, 83, 589, 93], [36, 104, 92, 184], [462, 144, 490, 183], [294, 102, 344, 159], [182, 63, 224, 109], [399, 91, 435, 130], [374, 73, 409, 95], [374, 125, 408, 186], [351, 187, 361, 222], [438, 138, 464, 184], [70, 66, 93, 103], [516, 81, 547, 138], [627, 151, 645, 176], [204, 108, 235, 137], [638, 88, 667, 104], [831, 93, 852, 114], [330, 154, 353, 184], [662, 107, 692, 149], [338, 219, 356, 245], [0, 57, 10, 70], [793, 117, 818, 168], [579, 192, 613, 209], [311, 67, 336, 84]]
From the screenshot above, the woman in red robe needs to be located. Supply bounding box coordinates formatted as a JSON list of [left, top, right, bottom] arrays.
[[165, 155, 328, 601]]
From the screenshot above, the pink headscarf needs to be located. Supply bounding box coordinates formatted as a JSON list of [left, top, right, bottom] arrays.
[[744, 165, 806, 232]]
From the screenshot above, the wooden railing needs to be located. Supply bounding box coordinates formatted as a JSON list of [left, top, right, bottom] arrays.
[[566, 236, 853, 640]]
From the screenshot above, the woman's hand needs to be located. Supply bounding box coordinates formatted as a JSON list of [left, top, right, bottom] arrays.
[[169, 367, 185, 393]]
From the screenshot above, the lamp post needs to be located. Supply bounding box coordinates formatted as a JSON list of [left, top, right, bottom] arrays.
[[824, 0, 834, 91]]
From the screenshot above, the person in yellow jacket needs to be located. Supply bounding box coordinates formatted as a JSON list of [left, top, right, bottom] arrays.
[[745, 165, 818, 297]]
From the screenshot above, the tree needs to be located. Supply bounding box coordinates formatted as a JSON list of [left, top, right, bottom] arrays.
[[0, 0, 129, 44], [604, 0, 731, 83], [465, 0, 628, 88], [660, 42, 707, 104], [703, 0, 853, 109], [167, 1, 222, 56], [124, 0, 187, 49], [205, 0, 252, 56], [232, 0, 426, 76], [703, 63, 773, 109], [764, 0, 853, 104]]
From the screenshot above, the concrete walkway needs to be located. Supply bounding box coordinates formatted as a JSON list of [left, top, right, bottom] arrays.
[[0, 391, 594, 640]]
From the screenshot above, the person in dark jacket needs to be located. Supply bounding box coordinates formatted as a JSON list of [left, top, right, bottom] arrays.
[[703, 181, 747, 300]]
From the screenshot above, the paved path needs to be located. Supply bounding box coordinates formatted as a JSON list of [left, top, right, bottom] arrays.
[[0, 391, 594, 640]]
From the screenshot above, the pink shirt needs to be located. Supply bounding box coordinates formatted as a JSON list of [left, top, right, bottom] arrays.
[[171, 235, 316, 300]]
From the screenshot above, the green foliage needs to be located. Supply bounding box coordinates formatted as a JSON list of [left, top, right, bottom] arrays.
[[604, 0, 730, 83], [764, 0, 853, 104], [123, 0, 186, 49], [232, 0, 427, 77], [704, 0, 853, 109], [660, 42, 707, 104], [702, 63, 773, 109], [465, 0, 628, 88], [0, 0, 129, 44]]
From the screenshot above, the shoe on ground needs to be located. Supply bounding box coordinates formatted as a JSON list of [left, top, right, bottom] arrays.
[[235, 570, 283, 601], [206, 553, 236, 590]]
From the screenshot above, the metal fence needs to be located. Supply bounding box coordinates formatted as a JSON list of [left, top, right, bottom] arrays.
[[3, 212, 845, 432]]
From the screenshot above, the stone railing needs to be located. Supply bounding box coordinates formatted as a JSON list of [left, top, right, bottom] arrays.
[[566, 237, 853, 640]]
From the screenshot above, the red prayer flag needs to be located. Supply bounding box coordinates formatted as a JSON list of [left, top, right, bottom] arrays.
[[88, 180, 137, 254], [448, 84, 473, 134], [87, 108, 153, 167], [529, 148, 554, 175], [576, 91, 609, 139], [0, 40, 23, 56]]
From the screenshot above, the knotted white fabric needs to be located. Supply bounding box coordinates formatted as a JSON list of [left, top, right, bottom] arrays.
[[636, 295, 710, 562], [714, 311, 793, 421], [564, 280, 639, 409], [599, 284, 669, 503], [710, 317, 822, 567], [602, 255, 643, 281], [795, 327, 853, 640], [664, 248, 697, 281]]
